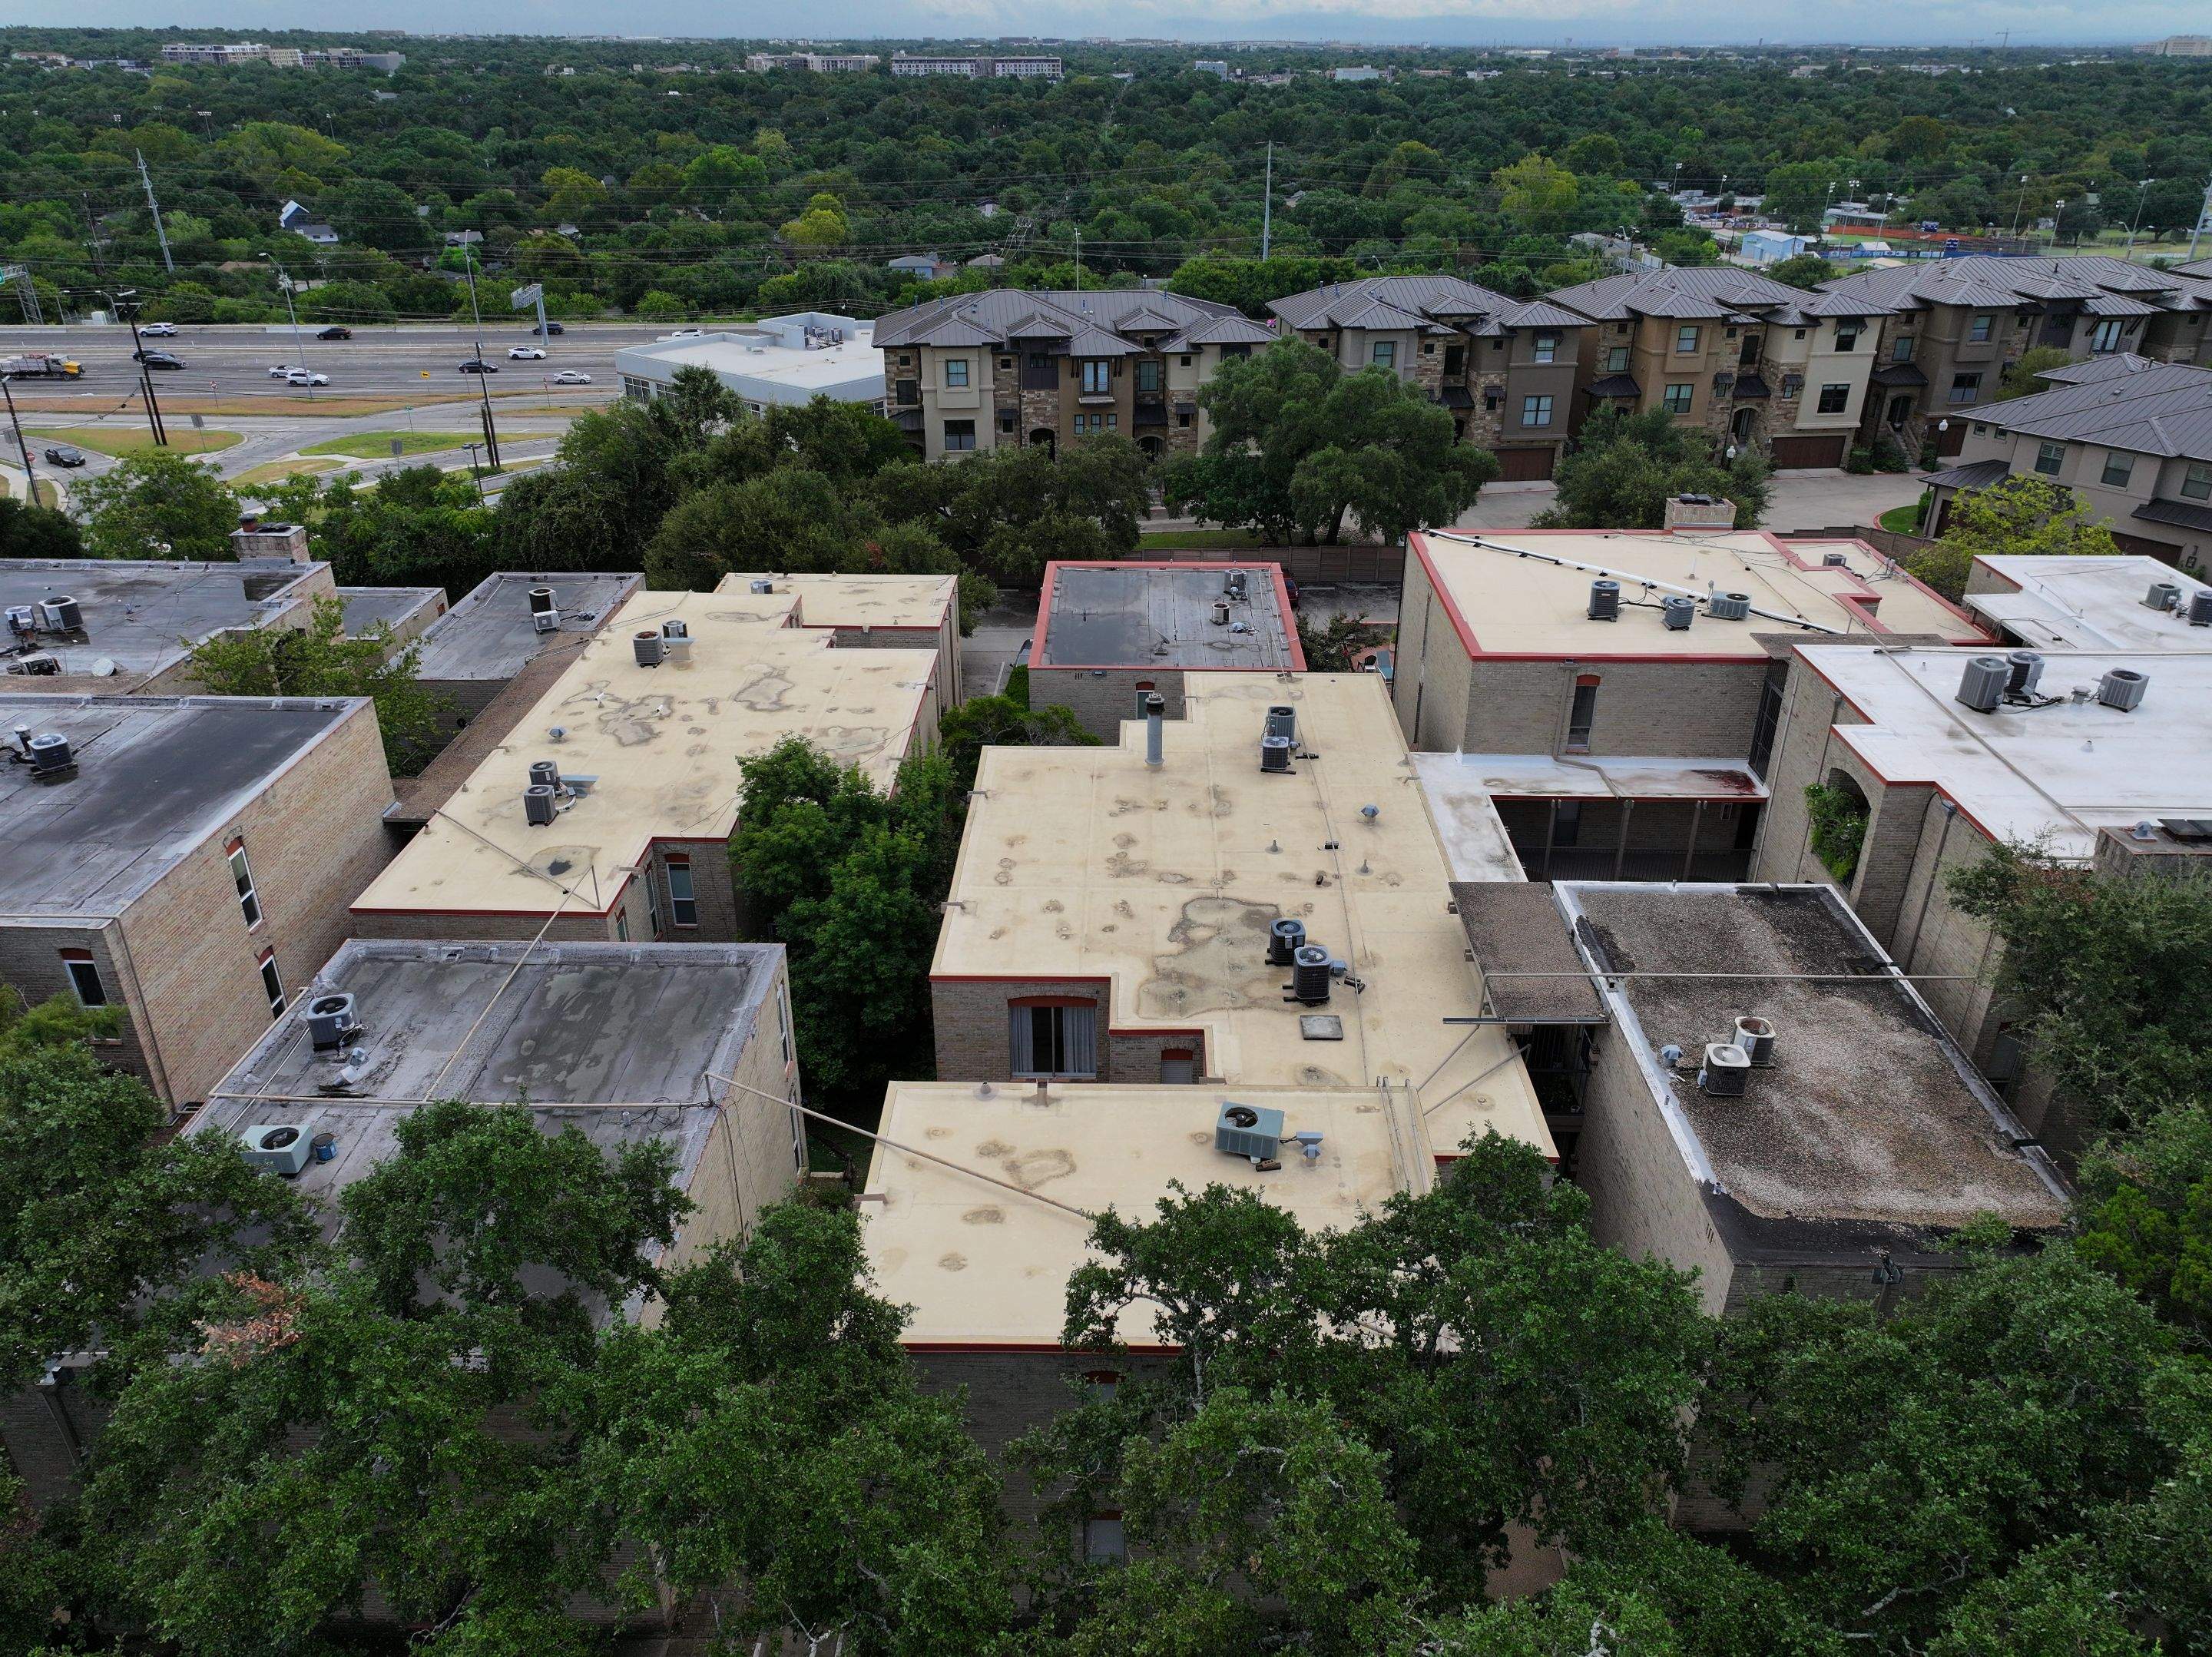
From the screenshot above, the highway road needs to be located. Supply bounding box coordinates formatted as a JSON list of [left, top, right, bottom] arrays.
[[0, 322, 674, 403]]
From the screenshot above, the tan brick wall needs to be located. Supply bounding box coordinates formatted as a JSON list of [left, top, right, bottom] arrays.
[[114, 701, 396, 1109], [1392, 552, 1475, 753], [931, 977, 1206, 1085], [1029, 666, 1187, 742]]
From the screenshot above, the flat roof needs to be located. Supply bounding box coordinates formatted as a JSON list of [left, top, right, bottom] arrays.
[[205, 938, 777, 1110], [1409, 530, 1986, 660], [1797, 645, 2212, 859], [0, 694, 368, 919], [711, 571, 955, 631], [1449, 883, 1607, 1023], [1031, 562, 1301, 671], [412, 572, 643, 684], [934, 672, 1551, 1158], [1558, 883, 2068, 1238], [611, 330, 885, 403], [862, 1082, 1432, 1347], [1425, 751, 1768, 802], [338, 585, 445, 638], [0, 558, 323, 687], [1966, 555, 2212, 651], [1409, 753, 1525, 882], [353, 586, 938, 919]]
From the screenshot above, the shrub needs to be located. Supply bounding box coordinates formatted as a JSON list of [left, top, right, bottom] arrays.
[[1803, 781, 1869, 883]]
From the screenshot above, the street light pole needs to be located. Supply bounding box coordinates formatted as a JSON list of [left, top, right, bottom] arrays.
[[459, 239, 501, 471], [260, 253, 307, 374], [2125, 178, 2156, 259], [107, 288, 167, 448]]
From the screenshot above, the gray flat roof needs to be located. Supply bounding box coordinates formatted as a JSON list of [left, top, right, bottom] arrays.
[[1034, 562, 1300, 670], [0, 694, 363, 918], [338, 585, 445, 638], [0, 558, 321, 684], [412, 572, 642, 684], [206, 938, 780, 1109], [1449, 883, 1607, 1023], [1557, 883, 2067, 1238]]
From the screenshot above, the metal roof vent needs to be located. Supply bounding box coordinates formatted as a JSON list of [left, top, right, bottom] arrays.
[[2005, 650, 2044, 696], [1734, 1016, 1776, 1066], [2098, 667, 2148, 711], [524, 784, 558, 827], [1588, 578, 1620, 621], [1956, 655, 2010, 712], [1709, 590, 1751, 621], [306, 992, 359, 1052], [2144, 581, 2181, 611], [1660, 595, 1696, 631], [1290, 944, 1333, 1006], [633, 629, 664, 668], [1291, 1128, 1324, 1162], [528, 585, 558, 633], [1215, 1101, 1284, 1162], [1697, 1042, 1751, 1097]]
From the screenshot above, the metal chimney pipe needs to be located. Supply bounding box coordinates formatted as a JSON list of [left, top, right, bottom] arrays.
[[1144, 692, 1165, 767]]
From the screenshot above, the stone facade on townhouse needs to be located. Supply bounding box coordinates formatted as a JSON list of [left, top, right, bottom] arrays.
[[1816, 255, 2212, 459], [873, 289, 1276, 462], [1547, 267, 1889, 469], [1268, 275, 1592, 479]]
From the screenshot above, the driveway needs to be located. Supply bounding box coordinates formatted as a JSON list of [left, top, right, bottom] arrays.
[[1454, 470, 1927, 534]]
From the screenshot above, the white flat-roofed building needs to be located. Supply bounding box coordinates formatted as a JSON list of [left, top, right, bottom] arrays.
[[614, 313, 885, 415], [1963, 555, 2212, 650]]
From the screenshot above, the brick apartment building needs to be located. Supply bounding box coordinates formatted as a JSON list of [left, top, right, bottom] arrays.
[[0, 695, 396, 1111], [872, 289, 1277, 462], [1268, 275, 1593, 479], [1547, 267, 1888, 469], [1816, 254, 2212, 458]]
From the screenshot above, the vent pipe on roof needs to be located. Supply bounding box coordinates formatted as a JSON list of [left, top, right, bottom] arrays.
[[1144, 692, 1164, 767]]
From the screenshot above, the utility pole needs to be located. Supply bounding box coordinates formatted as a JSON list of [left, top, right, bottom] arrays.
[[0, 265, 40, 326], [2008, 174, 2030, 240], [79, 194, 106, 278], [2124, 177, 2156, 259], [459, 240, 501, 471], [1260, 141, 1273, 261], [2, 376, 38, 506], [137, 151, 174, 274], [259, 254, 307, 373], [108, 288, 167, 448], [2190, 171, 2212, 262]]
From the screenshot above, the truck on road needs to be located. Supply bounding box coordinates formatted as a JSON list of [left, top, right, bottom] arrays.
[[2, 353, 84, 380]]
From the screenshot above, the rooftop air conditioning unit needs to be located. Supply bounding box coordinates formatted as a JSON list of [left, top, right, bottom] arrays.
[[1588, 578, 1621, 621], [1697, 1043, 1751, 1098], [2190, 591, 2212, 628], [1709, 591, 1751, 621], [240, 1122, 313, 1177], [38, 596, 81, 632], [1214, 1101, 1285, 1162], [1955, 655, 2010, 713], [2098, 668, 2148, 711], [306, 992, 359, 1051], [1660, 595, 1697, 631], [528, 585, 559, 633], [2144, 581, 2181, 611]]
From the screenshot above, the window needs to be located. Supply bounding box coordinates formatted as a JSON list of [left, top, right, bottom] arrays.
[[779, 979, 795, 1069], [615, 910, 630, 942], [1675, 325, 1700, 355], [60, 949, 105, 1009], [1566, 675, 1598, 751], [1947, 372, 1982, 404], [1084, 1370, 1121, 1401], [1483, 390, 1502, 412], [646, 867, 662, 936], [943, 357, 969, 388], [1816, 383, 1850, 414], [1781, 373, 1805, 399], [666, 856, 697, 927], [1662, 383, 1694, 415], [1604, 345, 1631, 373], [1443, 343, 1465, 376], [1491, 336, 1505, 351], [1532, 332, 1558, 364], [1891, 335, 1915, 363], [1793, 327, 1806, 340], [1372, 340, 1397, 370], [257, 949, 286, 1019], [1178, 353, 1192, 366], [1084, 1516, 1127, 1565], [999, 356, 1014, 370], [1134, 357, 1161, 393], [2033, 440, 2066, 476], [893, 378, 919, 406], [2101, 452, 2134, 488], [2091, 320, 2124, 354], [1010, 1001, 1097, 1078], [227, 841, 262, 930], [1422, 341, 1435, 355], [1175, 410, 1192, 429], [1833, 325, 1859, 351], [998, 409, 1017, 434], [942, 419, 976, 452], [1080, 360, 1111, 395], [2181, 463, 2212, 502], [1969, 313, 1994, 343], [1521, 394, 1554, 428], [896, 353, 912, 368]]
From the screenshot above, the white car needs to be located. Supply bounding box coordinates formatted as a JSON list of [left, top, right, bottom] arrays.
[[550, 370, 592, 385], [267, 363, 296, 379], [658, 327, 705, 340], [283, 369, 329, 387], [140, 322, 177, 337], [508, 346, 547, 360]]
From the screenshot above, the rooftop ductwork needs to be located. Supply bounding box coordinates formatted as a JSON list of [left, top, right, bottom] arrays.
[[1144, 692, 1164, 767]]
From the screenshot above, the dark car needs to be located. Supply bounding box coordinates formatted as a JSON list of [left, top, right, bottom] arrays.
[[42, 444, 86, 468], [316, 325, 353, 341], [139, 351, 185, 370], [532, 320, 565, 336], [458, 359, 498, 374], [1282, 575, 1301, 610]]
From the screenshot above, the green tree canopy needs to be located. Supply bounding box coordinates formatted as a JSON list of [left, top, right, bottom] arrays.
[[75, 449, 240, 561], [0, 495, 85, 560], [1533, 407, 1772, 531], [1902, 473, 2118, 600]]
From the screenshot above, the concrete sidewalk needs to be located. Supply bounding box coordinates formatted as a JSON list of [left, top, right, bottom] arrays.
[[1453, 470, 1926, 535]]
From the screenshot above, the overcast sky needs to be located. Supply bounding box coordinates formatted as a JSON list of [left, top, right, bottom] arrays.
[[48, 0, 2210, 48]]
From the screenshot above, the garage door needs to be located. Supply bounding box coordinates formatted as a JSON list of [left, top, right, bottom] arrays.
[[1495, 446, 1555, 481], [1767, 433, 1848, 469]]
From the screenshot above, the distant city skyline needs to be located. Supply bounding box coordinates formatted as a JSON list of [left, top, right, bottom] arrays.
[[36, 2, 2212, 50]]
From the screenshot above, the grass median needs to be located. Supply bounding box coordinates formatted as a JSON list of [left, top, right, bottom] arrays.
[[301, 430, 475, 460], [31, 425, 242, 458]]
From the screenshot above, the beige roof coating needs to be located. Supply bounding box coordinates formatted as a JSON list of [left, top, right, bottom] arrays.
[[934, 672, 1550, 1158], [863, 1082, 1437, 1346], [352, 586, 937, 920], [713, 571, 956, 631], [1410, 529, 1986, 658]]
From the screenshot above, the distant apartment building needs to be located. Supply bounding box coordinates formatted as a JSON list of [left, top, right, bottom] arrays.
[[1332, 64, 1382, 81], [889, 52, 1063, 78], [352, 577, 950, 945], [873, 288, 1275, 462], [744, 51, 879, 71], [1920, 355, 2212, 572], [1816, 255, 2212, 457], [160, 41, 284, 65], [0, 695, 396, 1111], [1194, 59, 1230, 77], [1394, 529, 1986, 882], [1548, 267, 1889, 469], [2137, 34, 2212, 55], [1270, 275, 1592, 479]]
